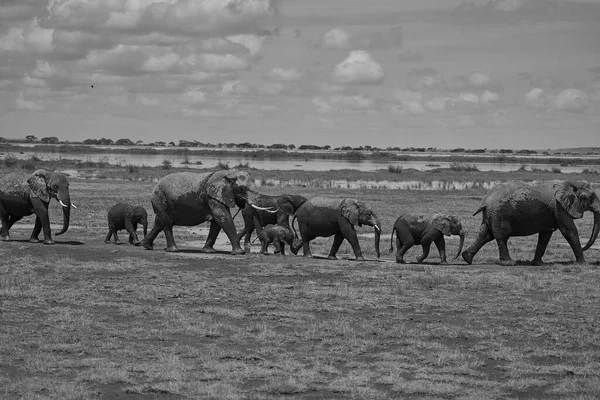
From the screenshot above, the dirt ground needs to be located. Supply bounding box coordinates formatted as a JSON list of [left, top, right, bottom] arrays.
[[1, 173, 600, 399]]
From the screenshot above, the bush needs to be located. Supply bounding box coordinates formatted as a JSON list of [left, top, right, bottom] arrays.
[[216, 160, 230, 170], [161, 159, 172, 170], [551, 167, 562, 173], [3, 154, 19, 167], [194, 160, 203, 165], [234, 161, 250, 169], [20, 159, 36, 171], [449, 162, 478, 172], [345, 151, 364, 161], [387, 164, 403, 174], [127, 164, 140, 173]]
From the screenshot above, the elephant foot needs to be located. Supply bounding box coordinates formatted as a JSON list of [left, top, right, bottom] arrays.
[[530, 258, 544, 266], [355, 256, 365, 261], [462, 251, 473, 265], [200, 246, 216, 253], [575, 257, 586, 264], [416, 257, 424, 264], [230, 248, 246, 256], [1, 235, 11, 241], [141, 240, 153, 250], [498, 258, 516, 266], [132, 241, 141, 246], [42, 239, 56, 245], [440, 260, 448, 265], [327, 255, 338, 260], [244, 245, 252, 253], [396, 259, 405, 264], [165, 245, 180, 252], [104, 240, 111, 244], [29, 237, 42, 243]]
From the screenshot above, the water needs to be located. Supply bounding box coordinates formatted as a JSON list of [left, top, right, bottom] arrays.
[[255, 178, 501, 190], [5, 150, 599, 173]]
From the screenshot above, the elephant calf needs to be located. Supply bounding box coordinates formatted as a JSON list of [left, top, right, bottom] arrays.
[[389, 213, 465, 264], [105, 203, 148, 246], [257, 224, 301, 256]]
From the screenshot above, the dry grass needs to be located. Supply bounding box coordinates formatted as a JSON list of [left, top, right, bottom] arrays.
[[1, 166, 599, 399]]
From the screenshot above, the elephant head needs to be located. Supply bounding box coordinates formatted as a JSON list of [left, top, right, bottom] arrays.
[[211, 170, 275, 213], [26, 169, 73, 236], [431, 213, 466, 260], [276, 194, 308, 225], [340, 199, 381, 258], [554, 180, 600, 251]]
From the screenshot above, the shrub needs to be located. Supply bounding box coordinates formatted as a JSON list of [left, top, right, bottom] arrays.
[[234, 161, 250, 169], [194, 160, 203, 165], [127, 164, 140, 173], [387, 164, 403, 174], [345, 150, 364, 160], [3, 154, 19, 167], [551, 167, 562, 173], [216, 160, 230, 170], [20, 159, 36, 171], [161, 159, 172, 170], [449, 162, 478, 172]]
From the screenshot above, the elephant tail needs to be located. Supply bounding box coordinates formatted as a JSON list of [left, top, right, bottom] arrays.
[[291, 214, 299, 238], [389, 226, 396, 254], [473, 205, 485, 216]]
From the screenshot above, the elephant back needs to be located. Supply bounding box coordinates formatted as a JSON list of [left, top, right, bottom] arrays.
[[308, 196, 343, 210], [0, 171, 31, 198]]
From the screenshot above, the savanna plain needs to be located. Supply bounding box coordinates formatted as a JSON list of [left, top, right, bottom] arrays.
[[1, 159, 600, 399]]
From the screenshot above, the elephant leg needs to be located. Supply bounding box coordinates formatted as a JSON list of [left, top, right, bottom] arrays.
[[557, 217, 585, 264], [341, 230, 364, 261], [395, 233, 414, 264], [0, 205, 9, 240], [127, 222, 140, 245], [208, 200, 244, 255], [433, 237, 447, 264], [29, 216, 44, 243], [273, 239, 284, 255], [201, 221, 220, 253], [531, 231, 553, 265], [260, 238, 271, 255], [105, 229, 113, 244], [37, 206, 54, 244], [113, 231, 122, 245], [297, 223, 313, 257], [417, 242, 431, 264], [462, 223, 494, 264], [141, 215, 164, 250], [327, 233, 345, 260], [495, 236, 515, 266]]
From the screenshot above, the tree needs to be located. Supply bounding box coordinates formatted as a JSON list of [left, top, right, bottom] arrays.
[[41, 136, 59, 144], [115, 138, 134, 146], [25, 135, 37, 142], [83, 138, 99, 145]]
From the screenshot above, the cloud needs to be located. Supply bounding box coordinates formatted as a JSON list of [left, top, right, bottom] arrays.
[[333, 51, 385, 85], [266, 67, 303, 82], [551, 88, 588, 112], [16, 92, 44, 110], [220, 80, 251, 96], [314, 26, 403, 50], [313, 95, 377, 113]]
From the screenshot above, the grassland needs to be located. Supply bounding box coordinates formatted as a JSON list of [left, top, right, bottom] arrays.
[[1, 161, 600, 399]]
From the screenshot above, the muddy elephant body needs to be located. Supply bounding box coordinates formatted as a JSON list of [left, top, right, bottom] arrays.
[[389, 213, 465, 264], [141, 170, 260, 254], [257, 224, 300, 255], [105, 203, 148, 245], [462, 180, 600, 265], [237, 191, 307, 252], [0, 169, 73, 244], [292, 197, 381, 261]]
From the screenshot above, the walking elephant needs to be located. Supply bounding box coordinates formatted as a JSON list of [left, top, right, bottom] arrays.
[[462, 180, 600, 265], [389, 213, 465, 264], [0, 169, 74, 244], [105, 203, 148, 246], [292, 197, 381, 261], [141, 170, 269, 254], [256, 224, 300, 256], [236, 191, 307, 252]]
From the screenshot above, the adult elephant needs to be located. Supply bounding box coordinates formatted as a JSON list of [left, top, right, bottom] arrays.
[[292, 197, 381, 261], [141, 170, 268, 254], [0, 169, 74, 244], [236, 190, 307, 252], [462, 180, 600, 266]]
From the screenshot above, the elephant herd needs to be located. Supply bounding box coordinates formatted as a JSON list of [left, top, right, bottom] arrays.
[[1, 168, 599, 266]]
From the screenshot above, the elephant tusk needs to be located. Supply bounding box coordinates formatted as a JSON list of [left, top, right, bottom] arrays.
[[71, 202, 77, 209], [374, 225, 381, 233], [251, 204, 279, 213], [59, 200, 68, 208]]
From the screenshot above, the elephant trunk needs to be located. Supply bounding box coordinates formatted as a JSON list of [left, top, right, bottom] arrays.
[[374, 224, 381, 259], [142, 220, 148, 238], [55, 193, 71, 236], [453, 230, 466, 260], [582, 211, 600, 251]]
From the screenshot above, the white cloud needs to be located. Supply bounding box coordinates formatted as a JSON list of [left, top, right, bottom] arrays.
[[221, 80, 250, 95], [267, 67, 303, 82], [198, 53, 250, 72], [314, 26, 403, 50], [424, 97, 446, 112], [142, 52, 180, 73], [480, 90, 499, 104], [178, 88, 207, 106], [16, 92, 44, 110], [319, 28, 351, 49], [393, 89, 422, 103], [524, 87, 546, 108], [313, 95, 376, 113], [333, 50, 385, 85], [551, 88, 588, 112]]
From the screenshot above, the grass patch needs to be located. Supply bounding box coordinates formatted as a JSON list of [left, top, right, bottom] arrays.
[[449, 162, 479, 172], [387, 164, 403, 173]]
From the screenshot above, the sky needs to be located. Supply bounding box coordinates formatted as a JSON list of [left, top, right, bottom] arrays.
[[1, 0, 599, 150]]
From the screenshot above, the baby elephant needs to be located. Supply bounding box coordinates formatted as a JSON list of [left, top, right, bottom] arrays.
[[257, 224, 301, 255], [105, 203, 148, 246], [389, 213, 465, 264]]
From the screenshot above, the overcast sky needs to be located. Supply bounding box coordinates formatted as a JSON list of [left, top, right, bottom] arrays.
[[1, 0, 599, 149]]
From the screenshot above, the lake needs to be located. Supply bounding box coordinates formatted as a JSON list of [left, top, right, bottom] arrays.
[[4, 149, 599, 173]]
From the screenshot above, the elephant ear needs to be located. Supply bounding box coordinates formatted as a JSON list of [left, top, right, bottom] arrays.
[[26, 170, 50, 202], [432, 214, 452, 236], [554, 181, 584, 219], [207, 170, 243, 208], [340, 198, 359, 225], [276, 195, 305, 216]]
